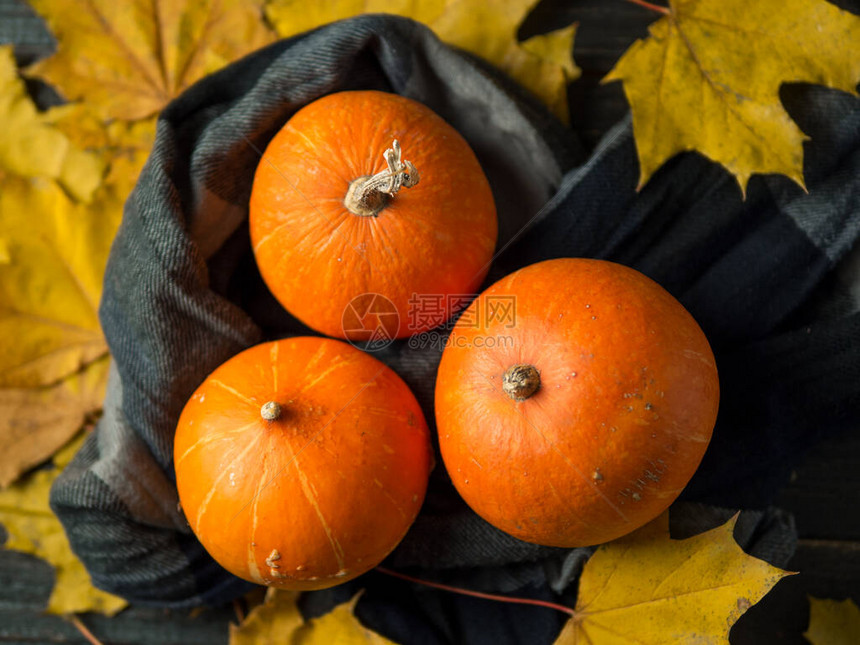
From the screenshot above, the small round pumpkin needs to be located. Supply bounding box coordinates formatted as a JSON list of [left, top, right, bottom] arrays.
[[249, 90, 497, 340], [435, 258, 719, 547], [174, 336, 432, 590]]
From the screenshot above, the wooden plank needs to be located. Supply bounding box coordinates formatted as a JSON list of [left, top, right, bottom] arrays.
[[0, 547, 55, 613], [69, 607, 233, 645], [778, 429, 860, 541], [0, 550, 88, 643], [522, 0, 655, 149], [0, 549, 234, 644], [3, 539, 857, 644], [731, 539, 860, 645], [789, 539, 860, 600]]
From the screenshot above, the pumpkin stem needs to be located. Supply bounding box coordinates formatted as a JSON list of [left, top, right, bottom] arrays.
[[502, 364, 541, 401], [260, 401, 282, 421], [344, 139, 419, 217]]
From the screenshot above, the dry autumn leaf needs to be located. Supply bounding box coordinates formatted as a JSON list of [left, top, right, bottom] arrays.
[[0, 431, 128, 616], [265, 0, 446, 31], [26, 0, 275, 121], [805, 597, 860, 645], [0, 47, 122, 485], [230, 588, 398, 645], [0, 357, 109, 488], [519, 23, 578, 120], [604, 0, 860, 194], [264, 0, 580, 122], [0, 45, 102, 202], [228, 588, 303, 644], [48, 103, 158, 200], [554, 512, 791, 644], [0, 176, 113, 390]]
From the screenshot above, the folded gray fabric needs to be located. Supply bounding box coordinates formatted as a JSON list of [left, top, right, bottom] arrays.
[[49, 13, 860, 643], [50, 14, 579, 608]]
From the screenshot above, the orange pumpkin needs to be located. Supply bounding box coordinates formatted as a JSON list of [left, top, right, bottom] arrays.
[[249, 90, 497, 340], [435, 258, 719, 547], [174, 336, 432, 590]]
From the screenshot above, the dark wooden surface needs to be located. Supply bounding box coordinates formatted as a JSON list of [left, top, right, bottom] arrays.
[[2, 0, 859, 642]]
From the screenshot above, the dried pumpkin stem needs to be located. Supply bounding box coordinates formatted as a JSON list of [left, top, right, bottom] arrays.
[[260, 401, 281, 421], [502, 364, 541, 401], [344, 139, 419, 217]]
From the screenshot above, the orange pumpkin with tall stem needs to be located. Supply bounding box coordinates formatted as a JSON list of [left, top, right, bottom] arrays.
[[435, 258, 720, 547], [174, 336, 432, 590], [249, 90, 498, 340]]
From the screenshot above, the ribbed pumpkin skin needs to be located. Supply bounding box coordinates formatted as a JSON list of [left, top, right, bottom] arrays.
[[249, 90, 498, 339], [174, 337, 432, 590], [435, 259, 720, 547]]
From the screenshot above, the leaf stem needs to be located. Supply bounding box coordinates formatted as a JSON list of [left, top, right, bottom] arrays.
[[68, 615, 104, 645], [375, 567, 577, 617], [625, 0, 670, 14], [233, 597, 246, 624]]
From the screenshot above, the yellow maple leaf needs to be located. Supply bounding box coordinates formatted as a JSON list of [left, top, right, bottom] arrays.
[[805, 597, 860, 645], [0, 46, 116, 393], [230, 588, 399, 644], [0, 7, 156, 491], [0, 431, 128, 616], [27, 0, 276, 121], [0, 357, 109, 488], [0, 175, 115, 389], [0, 51, 123, 483], [0, 173, 119, 483], [228, 589, 304, 644], [603, 0, 860, 194], [264, 0, 580, 122], [554, 512, 792, 644], [0, 45, 103, 202], [48, 103, 158, 200], [265, 0, 446, 32]]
